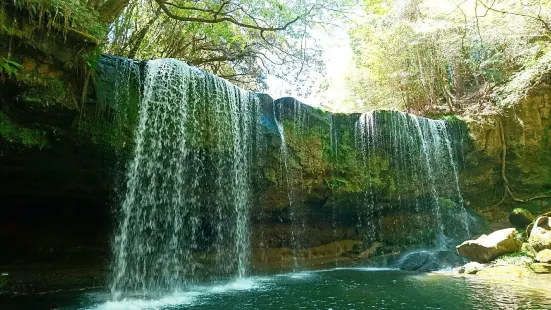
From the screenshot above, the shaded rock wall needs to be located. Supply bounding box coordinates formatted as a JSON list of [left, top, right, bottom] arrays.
[[461, 90, 551, 222], [0, 5, 118, 269]]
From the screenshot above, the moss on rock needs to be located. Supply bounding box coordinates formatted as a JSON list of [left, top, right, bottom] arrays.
[[0, 111, 47, 148]]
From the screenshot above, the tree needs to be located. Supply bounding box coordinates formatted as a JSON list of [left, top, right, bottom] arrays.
[[103, 0, 357, 91], [347, 0, 551, 114]]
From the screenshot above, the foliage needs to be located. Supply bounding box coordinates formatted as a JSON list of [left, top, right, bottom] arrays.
[[82, 46, 103, 71], [347, 0, 551, 114], [493, 251, 533, 267], [493, 49, 551, 107], [8, 0, 107, 39], [0, 111, 47, 148], [0, 58, 22, 81], [105, 0, 357, 91]]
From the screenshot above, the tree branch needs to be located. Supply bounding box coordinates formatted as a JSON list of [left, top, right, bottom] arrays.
[[155, 0, 303, 32], [477, 0, 551, 35]]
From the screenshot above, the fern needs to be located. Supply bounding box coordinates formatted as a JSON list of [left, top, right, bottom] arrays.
[[0, 58, 23, 81]]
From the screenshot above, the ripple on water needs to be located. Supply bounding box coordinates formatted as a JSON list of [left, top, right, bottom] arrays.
[[22, 270, 551, 310], [85, 277, 269, 310]]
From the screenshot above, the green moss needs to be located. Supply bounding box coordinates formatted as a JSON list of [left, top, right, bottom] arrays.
[[20, 77, 75, 109], [264, 168, 277, 184], [439, 198, 456, 209], [0, 111, 47, 148], [7, 0, 107, 40], [494, 251, 533, 267], [283, 119, 328, 192]]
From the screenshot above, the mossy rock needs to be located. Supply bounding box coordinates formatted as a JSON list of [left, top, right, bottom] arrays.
[[529, 263, 551, 274], [0, 111, 47, 148], [509, 208, 536, 229]]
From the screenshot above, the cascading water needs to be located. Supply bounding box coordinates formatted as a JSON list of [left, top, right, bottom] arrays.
[[111, 59, 260, 298], [355, 111, 471, 250], [273, 100, 301, 269], [272, 99, 312, 270], [105, 57, 476, 297]]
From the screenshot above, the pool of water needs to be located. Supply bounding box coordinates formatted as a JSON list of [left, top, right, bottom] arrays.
[[2, 268, 551, 309]]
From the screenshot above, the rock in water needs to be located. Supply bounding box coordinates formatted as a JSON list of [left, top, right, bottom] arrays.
[[508, 208, 535, 228], [530, 263, 551, 274], [456, 228, 522, 263], [463, 262, 486, 274], [528, 216, 551, 252], [399, 251, 440, 272], [535, 249, 551, 263]]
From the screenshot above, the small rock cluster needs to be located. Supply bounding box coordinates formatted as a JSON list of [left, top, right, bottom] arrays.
[[455, 210, 551, 276]]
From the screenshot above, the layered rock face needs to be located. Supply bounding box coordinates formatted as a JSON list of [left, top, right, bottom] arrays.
[[0, 5, 117, 272], [1, 54, 480, 273], [461, 90, 551, 221], [2, 56, 549, 269]]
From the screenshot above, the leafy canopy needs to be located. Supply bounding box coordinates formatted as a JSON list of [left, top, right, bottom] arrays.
[[105, 0, 357, 91], [347, 0, 551, 114]]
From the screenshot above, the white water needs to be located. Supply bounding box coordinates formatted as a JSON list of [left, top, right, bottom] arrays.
[[107, 60, 473, 298], [355, 111, 471, 248], [111, 59, 259, 298]]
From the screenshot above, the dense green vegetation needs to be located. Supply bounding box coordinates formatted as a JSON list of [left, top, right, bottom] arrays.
[[4, 0, 550, 115], [347, 0, 551, 114]]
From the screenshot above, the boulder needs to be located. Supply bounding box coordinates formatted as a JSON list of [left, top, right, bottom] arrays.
[[463, 262, 486, 274], [528, 216, 551, 252], [399, 251, 440, 272], [456, 228, 522, 263], [509, 208, 535, 228], [535, 249, 551, 263], [530, 263, 551, 274], [477, 265, 533, 277]]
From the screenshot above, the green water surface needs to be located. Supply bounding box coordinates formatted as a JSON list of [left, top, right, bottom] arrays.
[[2, 269, 551, 309]]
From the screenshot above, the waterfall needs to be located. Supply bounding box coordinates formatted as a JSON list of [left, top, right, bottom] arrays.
[[111, 59, 260, 298], [273, 99, 309, 270], [103, 56, 475, 292], [355, 111, 471, 250]]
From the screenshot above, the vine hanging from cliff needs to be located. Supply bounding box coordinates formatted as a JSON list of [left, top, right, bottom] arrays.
[[492, 116, 551, 208]]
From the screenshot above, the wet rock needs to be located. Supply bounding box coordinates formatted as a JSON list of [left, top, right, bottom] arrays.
[[399, 251, 440, 272], [437, 250, 466, 267], [456, 228, 522, 263], [454, 265, 466, 274], [535, 249, 551, 263], [463, 262, 486, 274], [509, 208, 535, 229], [342, 242, 382, 260], [530, 263, 551, 274], [528, 216, 551, 252], [477, 265, 533, 277]]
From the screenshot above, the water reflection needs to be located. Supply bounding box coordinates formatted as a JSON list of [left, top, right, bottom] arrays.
[[416, 274, 551, 310], [1, 270, 550, 310]]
